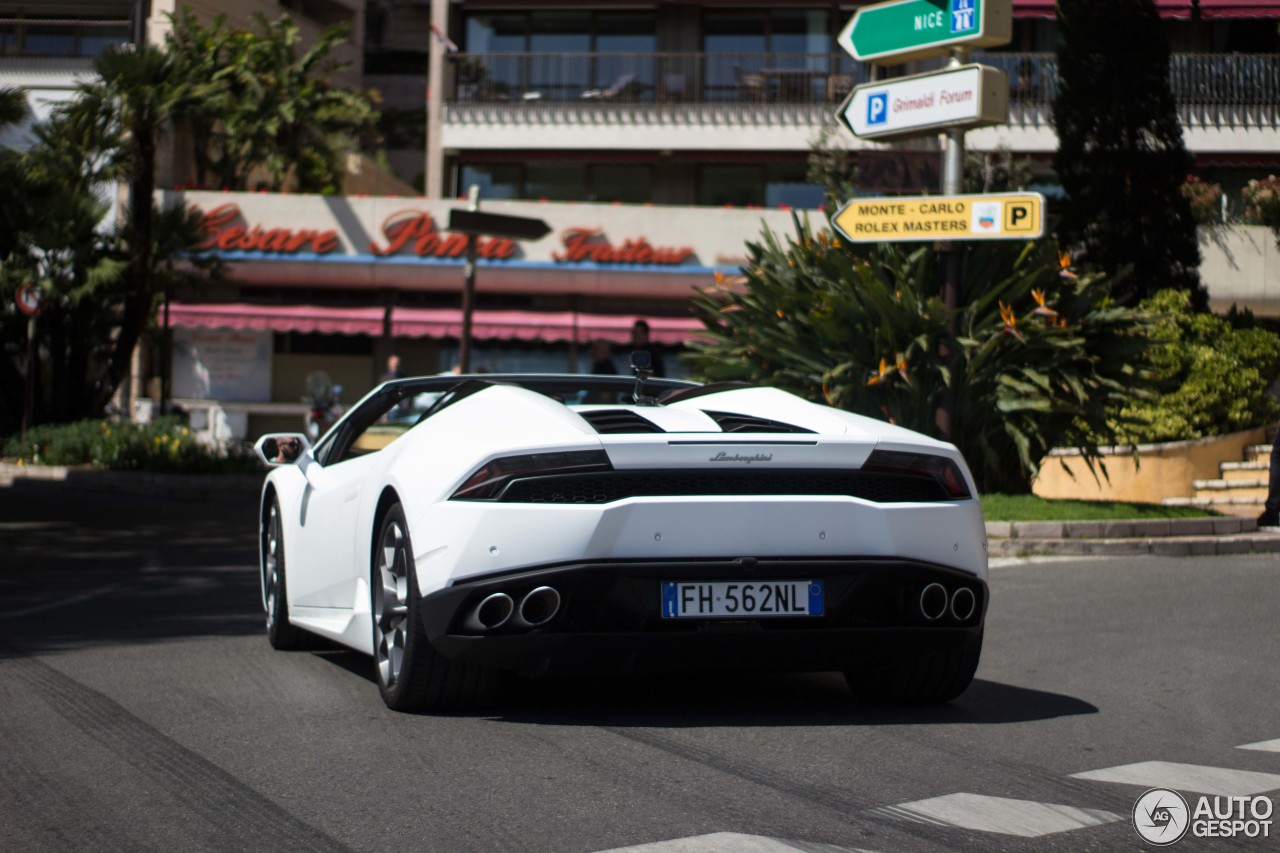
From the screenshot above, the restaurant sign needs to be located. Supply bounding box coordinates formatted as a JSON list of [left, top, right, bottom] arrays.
[[193, 204, 695, 268]]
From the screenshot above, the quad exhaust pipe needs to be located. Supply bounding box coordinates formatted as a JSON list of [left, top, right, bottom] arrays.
[[513, 586, 561, 628], [950, 587, 977, 622], [463, 587, 561, 633], [919, 583, 949, 621], [918, 584, 978, 623], [463, 592, 514, 632]]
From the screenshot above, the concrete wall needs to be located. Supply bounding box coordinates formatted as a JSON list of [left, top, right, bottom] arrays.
[[1033, 427, 1267, 504], [1200, 225, 1280, 318]]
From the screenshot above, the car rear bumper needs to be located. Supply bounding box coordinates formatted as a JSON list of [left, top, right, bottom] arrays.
[[421, 558, 986, 676]]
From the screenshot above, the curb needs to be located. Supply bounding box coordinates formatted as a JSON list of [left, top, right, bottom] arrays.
[[0, 463, 261, 502], [987, 518, 1280, 557]]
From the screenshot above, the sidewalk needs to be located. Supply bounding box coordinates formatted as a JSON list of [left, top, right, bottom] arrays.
[[0, 462, 261, 502], [3, 462, 1278, 556]]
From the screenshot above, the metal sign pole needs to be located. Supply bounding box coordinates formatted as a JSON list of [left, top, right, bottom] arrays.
[[458, 184, 480, 374], [23, 315, 36, 432], [937, 47, 969, 442]]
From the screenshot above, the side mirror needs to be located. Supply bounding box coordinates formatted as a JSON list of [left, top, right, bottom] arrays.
[[254, 433, 312, 467]]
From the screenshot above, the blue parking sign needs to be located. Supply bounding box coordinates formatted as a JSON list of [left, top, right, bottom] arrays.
[[867, 92, 888, 125]]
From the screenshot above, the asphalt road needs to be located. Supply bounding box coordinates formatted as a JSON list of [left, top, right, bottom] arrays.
[[1, 484, 1278, 853]]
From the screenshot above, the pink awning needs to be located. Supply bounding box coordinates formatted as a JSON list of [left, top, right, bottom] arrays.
[[1197, 0, 1280, 16], [166, 302, 386, 336], [1014, 0, 1279, 16], [166, 302, 707, 345], [391, 307, 705, 345]]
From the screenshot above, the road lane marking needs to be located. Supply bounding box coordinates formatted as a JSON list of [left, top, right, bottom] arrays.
[[595, 832, 879, 852], [1238, 739, 1280, 753], [1072, 761, 1280, 796], [0, 583, 121, 619], [873, 793, 1121, 837]]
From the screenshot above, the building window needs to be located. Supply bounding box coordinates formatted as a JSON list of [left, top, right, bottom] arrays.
[[697, 163, 823, 209], [463, 11, 656, 101], [0, 20, 128, 58], [702, 9, 836, 102], [458, 162, 654, 204]]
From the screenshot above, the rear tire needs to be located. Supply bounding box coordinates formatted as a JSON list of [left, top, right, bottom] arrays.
[[263, 497, 307, 650], [844, 631, 982, 704], [371, 503, 503, 712]]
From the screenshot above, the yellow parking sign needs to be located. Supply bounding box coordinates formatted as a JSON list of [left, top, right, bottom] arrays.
[[833, 193, 1045, 243]]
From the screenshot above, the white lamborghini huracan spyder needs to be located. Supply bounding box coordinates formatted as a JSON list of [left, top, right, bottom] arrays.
[[254, 372, 987, 712]]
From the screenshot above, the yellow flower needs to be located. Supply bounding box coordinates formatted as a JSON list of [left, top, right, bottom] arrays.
[[713, 271, 725, 286]]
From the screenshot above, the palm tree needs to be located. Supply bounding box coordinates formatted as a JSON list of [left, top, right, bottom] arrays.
[[67, 43, 216, 407]]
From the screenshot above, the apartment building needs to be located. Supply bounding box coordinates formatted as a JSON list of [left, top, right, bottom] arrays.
[[397, 0, 1280, 207], [5, 2, 1280, 433]]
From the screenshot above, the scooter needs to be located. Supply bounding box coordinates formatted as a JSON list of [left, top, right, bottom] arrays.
[[303, 371, 343, 441]]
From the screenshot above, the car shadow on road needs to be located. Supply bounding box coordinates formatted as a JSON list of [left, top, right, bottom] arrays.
[[489, 672, 1098, 728]]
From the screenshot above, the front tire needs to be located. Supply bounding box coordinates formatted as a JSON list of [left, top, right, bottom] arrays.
[[263, 496, 306, 650], [844, 631, 983, 704], [371, 503, 503, 712]]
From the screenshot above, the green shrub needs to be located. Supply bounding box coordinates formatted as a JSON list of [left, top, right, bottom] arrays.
[[1110, 289, 1280, 443], [3, 417, 260, 474], [685, 216, 1158, 494]]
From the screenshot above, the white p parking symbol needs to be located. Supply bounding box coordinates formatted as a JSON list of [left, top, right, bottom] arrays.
[[867, 92, 888, 125]]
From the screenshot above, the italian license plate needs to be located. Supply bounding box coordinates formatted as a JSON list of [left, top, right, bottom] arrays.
[[661, 580, 824, 619]]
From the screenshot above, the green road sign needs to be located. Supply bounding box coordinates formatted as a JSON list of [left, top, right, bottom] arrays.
[[838, 0, 1012, 65]]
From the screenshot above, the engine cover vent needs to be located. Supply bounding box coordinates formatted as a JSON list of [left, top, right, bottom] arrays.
[[580, 409, 665, 434], [704, 411, 815, 434]]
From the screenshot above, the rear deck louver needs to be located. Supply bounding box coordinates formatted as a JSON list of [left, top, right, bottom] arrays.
[[579, 410, 665, 434], [704, 411, 815, 434]]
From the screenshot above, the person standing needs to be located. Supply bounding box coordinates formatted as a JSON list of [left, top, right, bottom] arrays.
[[629, 320, 665, 377], [382, 354, 404, 383], [589, 339, 618, 375]]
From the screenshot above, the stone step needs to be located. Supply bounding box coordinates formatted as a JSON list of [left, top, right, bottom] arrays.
[[1193, 479, 1268, 501], [1245, 444, 1273, 464], [1163, 496, 1265, 517], [1220, 461, 1270, 481]]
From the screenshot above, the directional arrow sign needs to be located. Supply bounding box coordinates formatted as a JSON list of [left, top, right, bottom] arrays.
[[833, 193, 1045, 243], [838, 64, 1008, 141], [838, 0, 1012, 65], [448, 209, 551, 241]]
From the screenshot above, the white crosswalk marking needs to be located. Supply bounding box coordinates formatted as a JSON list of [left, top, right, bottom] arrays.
[[1072, 761, 1280, 796], [1238, 739, 1280, 753], [872, 793, 1121, 838], [595, 833, 878, 853]]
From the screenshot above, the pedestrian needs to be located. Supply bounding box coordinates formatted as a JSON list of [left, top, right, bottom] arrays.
[[629, 319, 665, 377], [1259, 427, 1280, 527], [382, 354, 404, 384], [589, 339, 618, 375]]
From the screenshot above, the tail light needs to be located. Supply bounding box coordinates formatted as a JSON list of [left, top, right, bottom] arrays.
[[451, 450, 612, 501], [861, 449, 972, 499]]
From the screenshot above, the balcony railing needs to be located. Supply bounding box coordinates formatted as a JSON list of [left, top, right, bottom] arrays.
[[444, 51, 1280, 130]]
